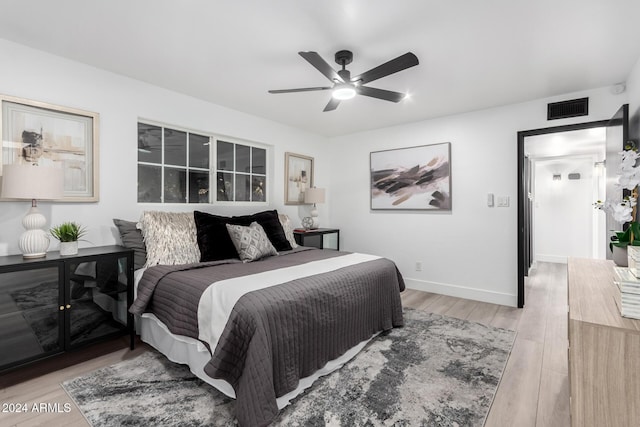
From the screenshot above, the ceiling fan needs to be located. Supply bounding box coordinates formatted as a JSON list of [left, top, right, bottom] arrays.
[[268, 50, 419, 112]]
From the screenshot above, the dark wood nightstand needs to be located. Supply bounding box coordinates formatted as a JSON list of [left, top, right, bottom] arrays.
[[0, 245, 134, 373], [294, 228, 340, 250]]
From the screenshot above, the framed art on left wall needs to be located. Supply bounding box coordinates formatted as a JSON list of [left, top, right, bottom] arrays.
[[0, 95, 99, 202]]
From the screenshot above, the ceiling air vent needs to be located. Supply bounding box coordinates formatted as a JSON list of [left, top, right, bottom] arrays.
[[547, 97, 589, 120]]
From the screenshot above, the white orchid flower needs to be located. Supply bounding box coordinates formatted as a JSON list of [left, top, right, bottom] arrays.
[[619, 150, 640, 171], [595, 146, 639, 222]]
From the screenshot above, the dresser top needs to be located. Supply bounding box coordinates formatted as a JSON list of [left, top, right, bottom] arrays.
[[568, 257, 640, 332]]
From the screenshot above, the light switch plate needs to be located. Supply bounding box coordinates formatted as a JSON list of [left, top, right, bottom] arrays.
[[497, 196, 510, 207]]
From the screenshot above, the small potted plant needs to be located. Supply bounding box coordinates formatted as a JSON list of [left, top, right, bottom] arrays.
[[609, 222, 640, 266], [50, 222, 87, 256]]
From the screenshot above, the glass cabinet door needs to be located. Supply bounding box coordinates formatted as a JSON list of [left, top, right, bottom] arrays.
[[67, 256, 128, 348], [0, 267, 61, 369], [322, 232, 339, 250]]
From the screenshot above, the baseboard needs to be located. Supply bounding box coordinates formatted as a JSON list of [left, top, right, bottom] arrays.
[[404, 278, 517, 307], [535, 254, 568, 264]]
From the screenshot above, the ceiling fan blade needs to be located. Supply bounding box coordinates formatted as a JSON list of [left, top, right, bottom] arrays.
[[323, 98, 341, 112], [268, 86, 332, 94], [352, 52, 419, 85], [299, 51, 343, 83], [356, 86, 407, 102]]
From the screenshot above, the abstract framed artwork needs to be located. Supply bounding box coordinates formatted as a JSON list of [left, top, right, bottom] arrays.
[[284, 152, 313, 205], [0, 95, 99, 202], [370, 142, 451, 210]]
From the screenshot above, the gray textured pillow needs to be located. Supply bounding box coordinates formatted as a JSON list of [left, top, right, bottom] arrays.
[[112, 219, 147, 271], [137, 211, 200, 267], [278, 213, 298, 249], [226, 222, 278, 262]]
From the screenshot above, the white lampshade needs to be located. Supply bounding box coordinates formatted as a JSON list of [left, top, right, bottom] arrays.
[[1, 164, 64, 200], [304, 187, 325, 230], [1, 164, 64, 258], [304, 187, 325, 205]]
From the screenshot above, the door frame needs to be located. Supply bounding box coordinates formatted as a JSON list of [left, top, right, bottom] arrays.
[[517, 120, 608, 307]]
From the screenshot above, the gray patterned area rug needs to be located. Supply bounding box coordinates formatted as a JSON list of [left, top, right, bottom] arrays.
[[62, 309, 515, 426]]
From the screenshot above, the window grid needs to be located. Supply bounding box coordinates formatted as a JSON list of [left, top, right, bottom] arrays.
[[214, 139, 266, 202], [138, 121, 268, 204]]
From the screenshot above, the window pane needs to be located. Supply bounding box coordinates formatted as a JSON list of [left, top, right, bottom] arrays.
[[217, 141, 233, 171], [235, 174, 250, 201], [189, 171, 209, 203], [217, 172, 233, 201], [189, 134, 210, 169], [164, 167, 186, 203], [252, 147, 266, 174], [252, 175, 266, 202], [138, 164, 161, 202], [164, 129, 186, 166], [236, 144, 250, 173], [138, 123, 161, 164]]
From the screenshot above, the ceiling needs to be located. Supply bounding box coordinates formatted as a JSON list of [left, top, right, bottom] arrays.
[[1, 0, 640, 137]]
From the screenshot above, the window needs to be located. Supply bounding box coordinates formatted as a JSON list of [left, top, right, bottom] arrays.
[[216, 140, 267, 202], [137, 121, 268, 204], [137, 122, 211, 203]]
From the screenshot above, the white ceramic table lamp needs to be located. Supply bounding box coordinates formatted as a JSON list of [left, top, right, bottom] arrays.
[[304, 187, 325, 229], [1, 164, 64, 258]]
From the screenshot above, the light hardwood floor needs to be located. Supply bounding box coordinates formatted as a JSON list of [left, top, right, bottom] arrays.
[[401, 262, 570, 427], [0, 262, 569, 426]]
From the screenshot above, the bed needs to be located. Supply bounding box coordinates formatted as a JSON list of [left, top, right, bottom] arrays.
[[121, 211, 405, 426]]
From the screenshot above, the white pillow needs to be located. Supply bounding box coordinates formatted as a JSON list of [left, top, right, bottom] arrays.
[[137, 211, 200, 267], [278, 213, 298, 249], [226, 222, 278, 262]]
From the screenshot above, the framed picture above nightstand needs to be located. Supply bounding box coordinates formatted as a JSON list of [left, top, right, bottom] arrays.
[[293, 228, 340, 250]]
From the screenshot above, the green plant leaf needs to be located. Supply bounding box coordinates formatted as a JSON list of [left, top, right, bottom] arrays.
[[50, 222, 87, 242]]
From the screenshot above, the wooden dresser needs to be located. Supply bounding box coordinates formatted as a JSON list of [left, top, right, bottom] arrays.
[[567, 258, 640, 427]]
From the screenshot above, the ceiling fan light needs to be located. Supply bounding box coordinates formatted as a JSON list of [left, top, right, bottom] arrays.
[[332, 84, 356, 100]]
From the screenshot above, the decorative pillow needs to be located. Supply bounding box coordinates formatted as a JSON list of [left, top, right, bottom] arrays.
[[112, 219, 147, 270], [278, 214, 298, 249], [194, 211, 238, 262], [194, 210, 292, 262], [137, 211, 200, 267], [226, 222, 278, 262]]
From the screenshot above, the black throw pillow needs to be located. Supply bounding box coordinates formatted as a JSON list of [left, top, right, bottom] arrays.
[[232, 210, 292, 253], [194, 211, 237, 262], [194, 210, 293, 262]]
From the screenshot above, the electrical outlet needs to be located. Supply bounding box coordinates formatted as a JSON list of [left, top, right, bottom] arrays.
[[415, 261, 422, 271]]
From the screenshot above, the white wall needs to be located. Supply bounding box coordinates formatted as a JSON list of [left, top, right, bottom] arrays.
[[628, 55, 640, 141], [0, 39, 330, 256], [2, 37, 638, 308], [532, 157, 596, 264], [328, 87, 628, 307]]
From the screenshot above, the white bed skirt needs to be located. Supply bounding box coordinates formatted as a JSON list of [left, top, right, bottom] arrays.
[[138, 312, 376, 409]]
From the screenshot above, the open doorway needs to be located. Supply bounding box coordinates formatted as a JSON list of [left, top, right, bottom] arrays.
[[517, 120, 608, 307], [526, 129, 607, 264]]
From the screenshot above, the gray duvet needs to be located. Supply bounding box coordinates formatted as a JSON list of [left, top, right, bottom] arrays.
[[130, 247, 405, 426]]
